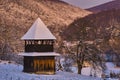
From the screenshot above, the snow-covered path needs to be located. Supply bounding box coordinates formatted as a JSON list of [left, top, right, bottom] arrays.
[[0, 61, 102, 80]]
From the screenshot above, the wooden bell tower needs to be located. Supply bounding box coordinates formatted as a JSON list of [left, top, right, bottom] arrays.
[[20, 18, 59, 74]]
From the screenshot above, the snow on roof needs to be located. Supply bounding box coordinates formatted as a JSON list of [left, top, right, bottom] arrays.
[[21, 18, 56, 40], [19, 52, 60, 56]]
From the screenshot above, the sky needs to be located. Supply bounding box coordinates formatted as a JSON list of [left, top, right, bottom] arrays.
[[62, 0, 114, 9]]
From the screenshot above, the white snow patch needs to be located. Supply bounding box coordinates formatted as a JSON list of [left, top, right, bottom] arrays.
[[81, 67, 92, 76], [105, 62, 120, 74], [71, 66, 102, 78], [19, 52, 60, 56]]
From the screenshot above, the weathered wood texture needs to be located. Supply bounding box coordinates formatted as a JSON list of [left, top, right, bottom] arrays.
[[23, 40, 56, 74], [25, 40, 54, 52], [23, 56, 55, 74]]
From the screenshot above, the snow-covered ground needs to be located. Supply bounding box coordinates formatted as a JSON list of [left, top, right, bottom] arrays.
[[70, 62, 120, 80], [70, 66, 102, 77], [105, 62, 120, 74], [60, 57, 102, 77], [0, 60, 102, 80]]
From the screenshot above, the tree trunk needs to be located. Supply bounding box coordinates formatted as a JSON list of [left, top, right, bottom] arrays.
[[77, 60, 82, 74], [76, 40, 85, 74]]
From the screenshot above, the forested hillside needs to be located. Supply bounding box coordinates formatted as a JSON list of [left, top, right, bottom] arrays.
[[0, 0, 91, 55], [62, 9, 120, 53]]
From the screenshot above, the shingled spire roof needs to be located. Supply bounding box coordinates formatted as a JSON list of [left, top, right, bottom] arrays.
[[21, 18, 56, 40]]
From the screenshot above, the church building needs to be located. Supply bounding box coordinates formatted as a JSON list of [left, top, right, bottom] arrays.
[[20, 18, 60, 74]]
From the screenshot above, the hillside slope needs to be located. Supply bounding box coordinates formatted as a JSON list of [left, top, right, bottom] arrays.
[[0, 0, 91, 54], [87, 0, 120, 12], [62, 9, 120, 52]]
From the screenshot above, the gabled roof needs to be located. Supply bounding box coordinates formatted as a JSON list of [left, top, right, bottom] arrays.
[[21, 18, 56, 40]]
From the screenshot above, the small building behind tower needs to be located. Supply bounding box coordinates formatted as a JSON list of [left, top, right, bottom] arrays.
[[20, 18, 60, 74]]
